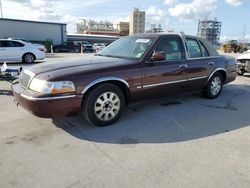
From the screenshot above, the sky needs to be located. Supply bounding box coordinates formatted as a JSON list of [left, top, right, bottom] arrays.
[[1, 0, 250, 42]]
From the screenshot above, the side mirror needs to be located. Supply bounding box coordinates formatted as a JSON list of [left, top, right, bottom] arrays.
[[151, 51, 166, 61]]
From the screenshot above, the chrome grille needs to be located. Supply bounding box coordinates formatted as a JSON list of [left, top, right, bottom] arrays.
[[19, 71, 31, 88]]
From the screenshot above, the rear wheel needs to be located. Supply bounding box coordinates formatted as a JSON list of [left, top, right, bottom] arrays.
[[82, 83, 125, 126], [23, 53, 35, 63], [202, 72, 223, 99]]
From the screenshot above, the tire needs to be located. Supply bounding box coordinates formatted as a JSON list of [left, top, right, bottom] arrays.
[[202, 72, 224, 99], [22, 53, 35, 63], [82, 83, 126, 126]]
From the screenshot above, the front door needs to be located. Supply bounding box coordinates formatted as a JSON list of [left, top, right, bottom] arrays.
[[5, 41, 25, 61], [142, 36, 188, 99]]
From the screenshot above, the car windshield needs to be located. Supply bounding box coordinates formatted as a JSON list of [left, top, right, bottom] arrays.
[[98, 36, 155, 60]]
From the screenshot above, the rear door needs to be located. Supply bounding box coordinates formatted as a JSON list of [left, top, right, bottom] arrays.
[[142, 36, 188, 98], [184, 37, 215, 91], [5, 41, 25, 61], [0, 41, 7, 61]]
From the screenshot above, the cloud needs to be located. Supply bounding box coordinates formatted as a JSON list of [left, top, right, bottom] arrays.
[[225, 0, 245, 6], [168, 0, 217, 21], [145, 6, 169, 30], [164, 0, 177, 5]]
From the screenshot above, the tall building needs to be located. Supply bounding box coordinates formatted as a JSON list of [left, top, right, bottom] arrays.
[[129, 8, 146, 35], [197, 18, 222, 45]]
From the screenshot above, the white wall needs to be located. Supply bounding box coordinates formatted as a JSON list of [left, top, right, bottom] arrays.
[[0, 19, 67, 45]]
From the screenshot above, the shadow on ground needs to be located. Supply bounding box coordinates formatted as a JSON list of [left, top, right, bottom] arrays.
[[53, 84, 250, 144]]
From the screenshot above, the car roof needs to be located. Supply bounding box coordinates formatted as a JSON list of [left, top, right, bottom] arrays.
[[0, 39, 27, 44]]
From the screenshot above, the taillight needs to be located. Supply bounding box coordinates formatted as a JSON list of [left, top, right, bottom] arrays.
[[38, 48, 47, 52]]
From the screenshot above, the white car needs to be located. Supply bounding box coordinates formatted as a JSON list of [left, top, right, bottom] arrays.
[[7, 37, 47, 53], [93, 43, 105, 52], [236, 52, 250, 75], [0, 39, 46, 63]]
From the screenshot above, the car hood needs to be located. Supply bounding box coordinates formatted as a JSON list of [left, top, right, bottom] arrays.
[[237, 53, 250, 60], [26, 55, 134, 76]]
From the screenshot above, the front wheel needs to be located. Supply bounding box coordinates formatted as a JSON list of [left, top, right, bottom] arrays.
[[202, 72, 223, 99], [82, 83, 125, 126]]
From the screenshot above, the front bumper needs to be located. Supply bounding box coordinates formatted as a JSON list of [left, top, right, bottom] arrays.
[[12, 82, 83, 118]]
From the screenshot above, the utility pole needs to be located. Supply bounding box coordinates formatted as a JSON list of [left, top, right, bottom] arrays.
[[0, 0, 3, 18]]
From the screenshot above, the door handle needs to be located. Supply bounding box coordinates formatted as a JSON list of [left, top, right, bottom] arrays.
[[179, 64, 188, 68], [0, 49, 6, 51], [208, 62, 215, 66]]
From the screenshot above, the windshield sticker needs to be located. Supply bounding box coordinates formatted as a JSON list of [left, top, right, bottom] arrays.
[[135, 39, 150, 43]]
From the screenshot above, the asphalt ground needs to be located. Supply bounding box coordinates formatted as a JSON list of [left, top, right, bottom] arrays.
[[0, 52, 250, 188]]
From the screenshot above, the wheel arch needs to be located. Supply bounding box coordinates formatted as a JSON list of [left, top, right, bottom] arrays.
[[207, 68, 227, 84], [81, 77, 131, 105]]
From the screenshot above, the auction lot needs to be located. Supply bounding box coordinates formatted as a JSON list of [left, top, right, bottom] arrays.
[[1, 53, 250, 188]]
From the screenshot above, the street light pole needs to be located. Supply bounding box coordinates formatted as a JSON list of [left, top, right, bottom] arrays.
[[0, 0, 3, 18]]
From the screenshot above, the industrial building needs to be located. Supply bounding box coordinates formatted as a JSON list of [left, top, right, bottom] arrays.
[[129, 8, 146, 35], [67, 33, 119, 45], [76, 19, 129, 36], [0, 18, 67, 45], [197, 18, 222, 45]]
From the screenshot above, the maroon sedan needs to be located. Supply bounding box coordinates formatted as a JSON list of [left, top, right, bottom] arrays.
[[12, 34, 237, 126]]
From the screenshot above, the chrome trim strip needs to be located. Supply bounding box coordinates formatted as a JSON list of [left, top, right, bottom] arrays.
[[188, 76, 208, 81], [81, 77, 130, 94], [141, 76, 208, 89], [20, 94, 76, 101], [143, 79, 187, 88], [187, 56, 221, 60], [207, 68, 226, 84]]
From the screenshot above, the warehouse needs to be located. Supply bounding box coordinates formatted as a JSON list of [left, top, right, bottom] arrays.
[[0, 18, 67, 45]]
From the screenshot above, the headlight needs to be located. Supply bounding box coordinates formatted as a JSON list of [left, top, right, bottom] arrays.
[[29, 78, 75, 94]]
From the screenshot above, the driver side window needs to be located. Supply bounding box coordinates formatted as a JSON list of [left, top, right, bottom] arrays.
[[154, 37, 184, 61]]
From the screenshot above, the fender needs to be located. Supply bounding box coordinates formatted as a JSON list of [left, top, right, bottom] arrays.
[[81, 77, 130, 95]]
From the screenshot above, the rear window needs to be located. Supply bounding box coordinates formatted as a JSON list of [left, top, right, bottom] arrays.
[[7, 41, 25, 47], [199, 41, 209, 57], [186, 38, 202, 58]]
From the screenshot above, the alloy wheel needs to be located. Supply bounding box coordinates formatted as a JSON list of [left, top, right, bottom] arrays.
[[210, 76, 222, 96], [94, 92, 121, 121], [24, 54, 34, 63]]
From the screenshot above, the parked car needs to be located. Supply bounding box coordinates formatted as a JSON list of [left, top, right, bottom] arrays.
[[0, 39, 46, 63], [53, 42, 81, 53], [8, 37, 47, 53], [93, 43, 106, 52], [236, 52, 250, 75], [12, 33, 237, 126], [81, 41, 94, 53]]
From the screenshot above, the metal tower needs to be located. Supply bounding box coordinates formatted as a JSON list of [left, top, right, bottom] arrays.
[[197, 18, 222, 45]]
